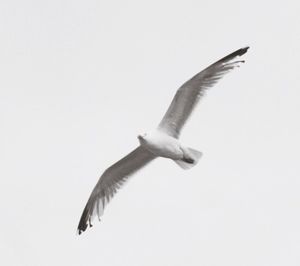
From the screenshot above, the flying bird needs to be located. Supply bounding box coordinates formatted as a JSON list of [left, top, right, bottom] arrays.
[[77, 47, 249, 234]]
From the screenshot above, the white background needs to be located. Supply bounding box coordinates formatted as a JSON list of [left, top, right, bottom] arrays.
[[1, 0, 300, 265]]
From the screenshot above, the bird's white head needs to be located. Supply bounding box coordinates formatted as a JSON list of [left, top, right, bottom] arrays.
[[137, 133, 147, 143]]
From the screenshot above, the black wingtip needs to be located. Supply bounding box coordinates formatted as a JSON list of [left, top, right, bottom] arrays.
[[77, 205, 90, 235], [238, 46, 250, 56], [77, 224, 87, 235], [77, 221, 90, 235], [216, 46, 249, 64], [77, 219, 97, 235]]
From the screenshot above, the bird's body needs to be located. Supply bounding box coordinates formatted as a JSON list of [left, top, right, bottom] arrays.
[[138, 131, 202, 167], [138, 131, 183, 160], [77, 46, 249, 234]]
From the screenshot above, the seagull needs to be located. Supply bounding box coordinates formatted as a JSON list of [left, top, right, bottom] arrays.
[[77, 46, 249, 234]]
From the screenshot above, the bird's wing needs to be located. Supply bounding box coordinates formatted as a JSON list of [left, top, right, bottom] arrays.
[[77, 146, 155, 234], [158, 47, 249, 137]]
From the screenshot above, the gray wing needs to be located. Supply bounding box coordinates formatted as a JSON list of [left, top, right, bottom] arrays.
[[77, 146, 155, 234], [158, 47, 249, 138]]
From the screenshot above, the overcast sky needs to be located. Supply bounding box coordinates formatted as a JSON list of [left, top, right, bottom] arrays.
[[1, 0, 300, 265]]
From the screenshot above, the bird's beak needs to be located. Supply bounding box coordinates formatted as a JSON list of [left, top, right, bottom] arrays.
[[137, 135, 143, 140]]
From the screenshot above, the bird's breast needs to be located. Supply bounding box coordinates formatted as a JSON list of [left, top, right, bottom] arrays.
[[141, 132, 183, 160]]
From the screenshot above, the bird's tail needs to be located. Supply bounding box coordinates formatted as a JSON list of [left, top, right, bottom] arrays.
[[174, 148, 202, 170]]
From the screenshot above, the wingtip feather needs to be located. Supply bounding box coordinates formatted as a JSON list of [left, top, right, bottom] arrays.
[[216, 46, 249, 65], [238, 46, 250, 56], [77, 204, 91, 235]]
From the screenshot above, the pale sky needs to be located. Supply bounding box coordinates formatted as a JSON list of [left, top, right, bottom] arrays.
[[1, 0, 300, 265]]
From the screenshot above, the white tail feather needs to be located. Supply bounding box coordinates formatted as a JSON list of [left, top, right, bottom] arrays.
[[174, 148, 202, 170]]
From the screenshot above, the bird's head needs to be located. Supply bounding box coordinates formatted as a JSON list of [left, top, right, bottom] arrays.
[[137, 133, 147, 143]]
